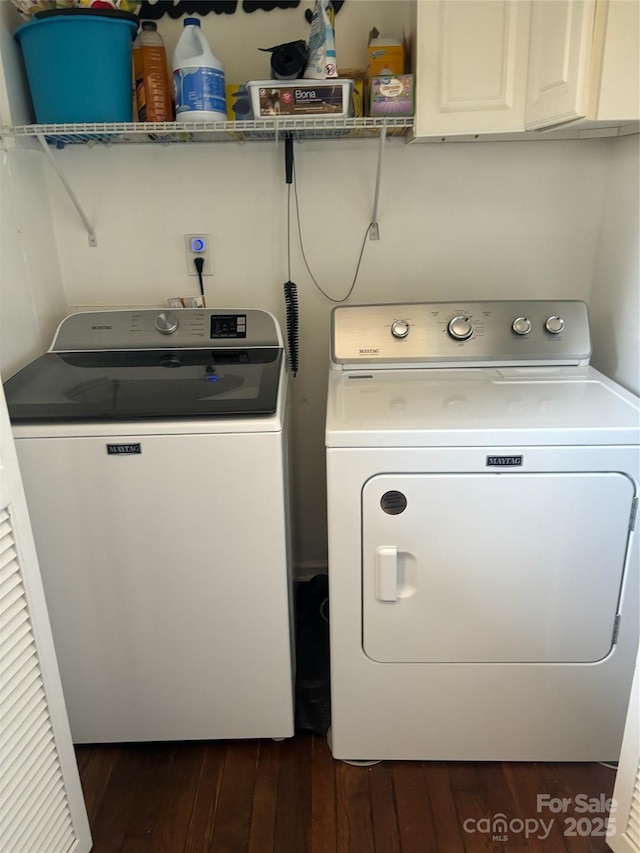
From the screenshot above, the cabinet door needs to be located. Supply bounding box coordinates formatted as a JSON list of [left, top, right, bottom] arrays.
[[526, 0, 597, 129], [414, 0, 531, 136], [595, 0, 640, 123], [607, 648, 640, 851], [0, 384, 91, 853]]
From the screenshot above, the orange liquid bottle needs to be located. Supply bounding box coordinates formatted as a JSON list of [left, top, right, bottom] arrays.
[[134, 21, 173, 122]]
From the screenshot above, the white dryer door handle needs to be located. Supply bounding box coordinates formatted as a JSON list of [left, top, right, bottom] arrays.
[[376, 546, 398, 602]]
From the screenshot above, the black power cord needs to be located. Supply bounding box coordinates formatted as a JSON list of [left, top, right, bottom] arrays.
[[194, 256, 205, 306], [284, 133, 300, 376]]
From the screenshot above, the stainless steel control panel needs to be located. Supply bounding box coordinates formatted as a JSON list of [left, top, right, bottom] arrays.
[[331, 301, 591, 367], [51, 309, 280, 351]]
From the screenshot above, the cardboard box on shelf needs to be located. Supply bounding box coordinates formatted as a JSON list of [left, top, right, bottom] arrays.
[[370, 74, 415, 117], [338, 68, 365, 118], [367, 35, 405, 77]]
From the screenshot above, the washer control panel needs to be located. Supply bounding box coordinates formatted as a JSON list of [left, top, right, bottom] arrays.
[[331, 300, 591, 367], [51, 309, 280, 351], [211, 314, 247, 339]]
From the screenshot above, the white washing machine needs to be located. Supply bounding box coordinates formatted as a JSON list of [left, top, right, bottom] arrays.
[[325, 300, 640, 762], [4, 308, 295, 743]]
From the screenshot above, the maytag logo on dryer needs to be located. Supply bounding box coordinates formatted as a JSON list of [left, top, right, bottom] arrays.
[[486, 455, 523, 467], [107, 443, 141, 456], [92, 325, 113, 330], [359, 348, 380, 355]]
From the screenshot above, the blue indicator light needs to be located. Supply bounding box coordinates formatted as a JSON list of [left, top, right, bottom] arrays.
[[191, 238, 205, 253], [206, 375, 219, 382]]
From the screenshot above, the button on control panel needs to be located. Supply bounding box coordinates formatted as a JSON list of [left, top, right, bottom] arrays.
[[211, 314, 247, 339]]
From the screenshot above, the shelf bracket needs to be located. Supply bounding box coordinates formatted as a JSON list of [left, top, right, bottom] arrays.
[[369, 125, 387, 241], [36, 134, 97, 247]]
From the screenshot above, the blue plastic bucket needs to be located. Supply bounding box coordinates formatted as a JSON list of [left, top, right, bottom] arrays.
[[15, 14, 138, 124]]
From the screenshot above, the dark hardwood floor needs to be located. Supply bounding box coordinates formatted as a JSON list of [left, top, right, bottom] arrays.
[[75, 735, 616, 852]]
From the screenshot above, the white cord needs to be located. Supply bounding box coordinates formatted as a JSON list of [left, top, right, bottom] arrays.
[[293, 160, 370, 304]]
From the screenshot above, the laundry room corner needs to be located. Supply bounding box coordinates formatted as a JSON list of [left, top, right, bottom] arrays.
[[589, 133, 640, 396], [0, 143, 67, 378]]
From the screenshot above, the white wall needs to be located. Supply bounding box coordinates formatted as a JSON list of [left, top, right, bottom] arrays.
[[151, 0, 412, 85], [589, 134, 640, 395], [0, 146, 67, 378], [46, 137, 611, 568], [0, 0, 66, 378]]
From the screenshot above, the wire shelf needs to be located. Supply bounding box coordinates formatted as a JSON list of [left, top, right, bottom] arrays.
[[4, 117, 414, 145]]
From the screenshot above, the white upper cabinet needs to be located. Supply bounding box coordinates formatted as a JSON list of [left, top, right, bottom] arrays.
[[526, 0, 639, 130], [413, 0, 639, 138], [414, 0, 532, 136], [595, 0, 640, 123], [526, 0, 596, 128]]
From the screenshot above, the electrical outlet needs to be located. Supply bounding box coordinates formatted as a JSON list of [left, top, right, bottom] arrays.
[[185, 234, 213, 276]]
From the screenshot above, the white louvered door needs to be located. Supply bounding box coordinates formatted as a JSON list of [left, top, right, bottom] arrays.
[[609, 649, 640, 853], [0, 382, 91, 853]]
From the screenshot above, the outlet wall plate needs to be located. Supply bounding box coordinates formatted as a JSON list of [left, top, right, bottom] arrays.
[[185, 233, 213, 276]]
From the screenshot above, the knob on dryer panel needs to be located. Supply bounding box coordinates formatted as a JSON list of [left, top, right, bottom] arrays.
[[391, 320, 410, 338], [448, 316, 474, 341], [512, 317, 532, 336], [545, 316, 565, 334]]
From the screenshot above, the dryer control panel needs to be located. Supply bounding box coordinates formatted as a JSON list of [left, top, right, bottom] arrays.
[[331, 300, 591, 368]]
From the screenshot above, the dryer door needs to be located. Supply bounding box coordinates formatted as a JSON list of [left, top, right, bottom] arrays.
[[362, 472, 635, 663]]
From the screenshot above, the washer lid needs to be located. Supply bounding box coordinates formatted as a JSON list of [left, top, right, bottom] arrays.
[[326, 366, 640, 447], [4, 348, 282, 422]]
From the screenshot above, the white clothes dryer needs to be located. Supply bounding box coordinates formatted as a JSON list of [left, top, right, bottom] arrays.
[[4, 309, 295, 743], [325, 300, 639, 762]]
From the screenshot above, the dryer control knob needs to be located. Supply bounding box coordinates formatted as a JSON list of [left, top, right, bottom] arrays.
[[512, 317, 532, 336], [545, 315, 565, 334], [391, 319, 410, 339], [155, 312, 179, 335], [448, 316, 474, 341]]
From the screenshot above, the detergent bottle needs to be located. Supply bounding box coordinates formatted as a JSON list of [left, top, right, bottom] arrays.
[[172, 18, 227, 122], [134, 21, 173, 122]]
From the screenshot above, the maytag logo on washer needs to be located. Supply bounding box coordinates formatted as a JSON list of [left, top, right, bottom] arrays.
[[486, 455, 523, 467], [107, 444, 142, 456], [359, 348, 380, 355]]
